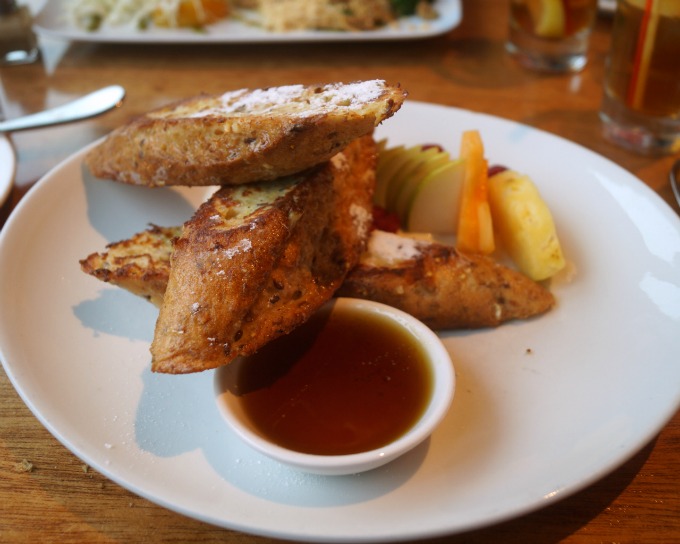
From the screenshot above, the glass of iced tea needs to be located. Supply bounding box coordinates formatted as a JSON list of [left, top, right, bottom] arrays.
[[600, 0, 680, 155], [506, 0, 598, 72]]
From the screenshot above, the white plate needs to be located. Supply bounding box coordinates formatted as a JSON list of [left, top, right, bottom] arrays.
[[0, 134, 15, 207], [1, 102, 679, 542], [33, 0, 462, 43]]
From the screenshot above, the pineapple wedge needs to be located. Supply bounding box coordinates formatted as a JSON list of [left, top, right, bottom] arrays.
[[488, 170, 565, 281]]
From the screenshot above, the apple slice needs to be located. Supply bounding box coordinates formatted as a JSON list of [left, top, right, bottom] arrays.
[[393, 150, 451, 221], [376, 145, 425, 208], [406, 159, 466, 234], [375, 145, 408, 207], [488, 169, 565, 281], [384, 146, 441, 214]]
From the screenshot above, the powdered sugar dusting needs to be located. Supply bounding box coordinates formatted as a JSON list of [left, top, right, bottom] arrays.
[[330, 152, 349, 170], [224, 238, 253, 259], [362, 230, 422, 267], [188, 80, 387, 118], [350, 203, 372, 241]]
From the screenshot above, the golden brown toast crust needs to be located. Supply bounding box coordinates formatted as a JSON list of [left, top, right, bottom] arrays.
[[81, 226, 555, 334], [148, 136, 377, 373], [80, 224, 180, 308], [336, 231, 555, 329], [84, 80, 405, 187]]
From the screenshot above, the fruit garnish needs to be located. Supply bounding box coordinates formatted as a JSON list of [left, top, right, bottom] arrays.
[[375, 145, 418, 208], [487, 164, 508, 177], [385, 147, 450, 217], [375, 134, 566, 280], [407, 159, 465, 233], [372, 205, 401, 233], [456, 130, 495, 255], [488, 169, 565, 280]]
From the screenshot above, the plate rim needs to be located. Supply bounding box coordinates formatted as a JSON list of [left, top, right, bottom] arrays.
[[1, 100, 679, 542], [0, 134, 15, 208]]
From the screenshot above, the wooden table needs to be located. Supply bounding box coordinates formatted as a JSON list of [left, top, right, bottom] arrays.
[[1, 1, 678, 542]]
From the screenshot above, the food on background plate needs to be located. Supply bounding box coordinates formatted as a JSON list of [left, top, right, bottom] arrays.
[[85, 80, 406, 187], [67, 0, 438, 32], [257, 0, 396, 31], [68, 0, 231, 31], [255, 0, 438, 31]]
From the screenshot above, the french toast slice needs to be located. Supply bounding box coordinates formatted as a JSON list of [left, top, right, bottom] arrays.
[[82, 227, 555, 333], [336, 230, 555, 329], [81, 136, 377, 374], [80, 224, 180, 308], [84, 80, 405, 187]]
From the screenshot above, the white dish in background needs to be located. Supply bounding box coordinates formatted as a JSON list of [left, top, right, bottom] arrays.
[[0, 134, 15, 207], [33, 0, 462, 43], [1, 101, 679, 542]]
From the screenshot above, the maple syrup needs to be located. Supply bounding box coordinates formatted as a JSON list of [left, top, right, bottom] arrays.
[[220, 303, 434, 456]]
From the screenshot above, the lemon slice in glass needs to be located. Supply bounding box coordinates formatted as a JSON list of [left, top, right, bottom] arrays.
[[527, 0, 566, 38]]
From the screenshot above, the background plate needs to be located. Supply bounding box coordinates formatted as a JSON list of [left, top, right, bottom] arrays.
[[0, 134, 15, 207], [33, 0, 462, 43], [1, 101, 679, 542]]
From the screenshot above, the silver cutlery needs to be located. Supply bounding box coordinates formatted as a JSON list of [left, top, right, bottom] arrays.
[[0, 85, 125, 133]]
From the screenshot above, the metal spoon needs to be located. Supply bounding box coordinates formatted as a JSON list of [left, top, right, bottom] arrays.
[[0, 85, 125, 133], [670, 158, 680, 210]]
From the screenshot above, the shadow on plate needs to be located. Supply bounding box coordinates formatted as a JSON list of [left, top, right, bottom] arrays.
[[71, 287, 500, 509], [72, 288, 158, 342], [81, 165, 207, 242], [132, 362, 430, 507]]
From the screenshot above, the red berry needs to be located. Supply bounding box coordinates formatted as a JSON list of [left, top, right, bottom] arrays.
[[372, 206, 401, 232], [488, 164, 508, 177]]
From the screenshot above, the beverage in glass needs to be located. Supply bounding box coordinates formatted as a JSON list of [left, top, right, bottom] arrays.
[[506, 0, 598, 72], [600, 0, 680, 155]]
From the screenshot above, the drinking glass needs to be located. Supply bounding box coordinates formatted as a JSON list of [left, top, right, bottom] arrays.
[[600, 0, 680, 155], [506, 0, 598, 73]]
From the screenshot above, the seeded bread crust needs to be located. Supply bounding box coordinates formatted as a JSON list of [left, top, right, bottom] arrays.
[[80, 224, 180, 308], [81, 227, 555, 335], [337, 231, 555, 329], [84, 80, 405, 187], [80, 136, 370, 374]]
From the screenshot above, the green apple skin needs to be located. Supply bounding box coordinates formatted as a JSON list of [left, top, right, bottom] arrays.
[[383, 147, 438, 213], [393, 151, 451, 220], [375, 145, 416, 208], [407, 159, 466, 234], [385, 148, 448, 213]]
